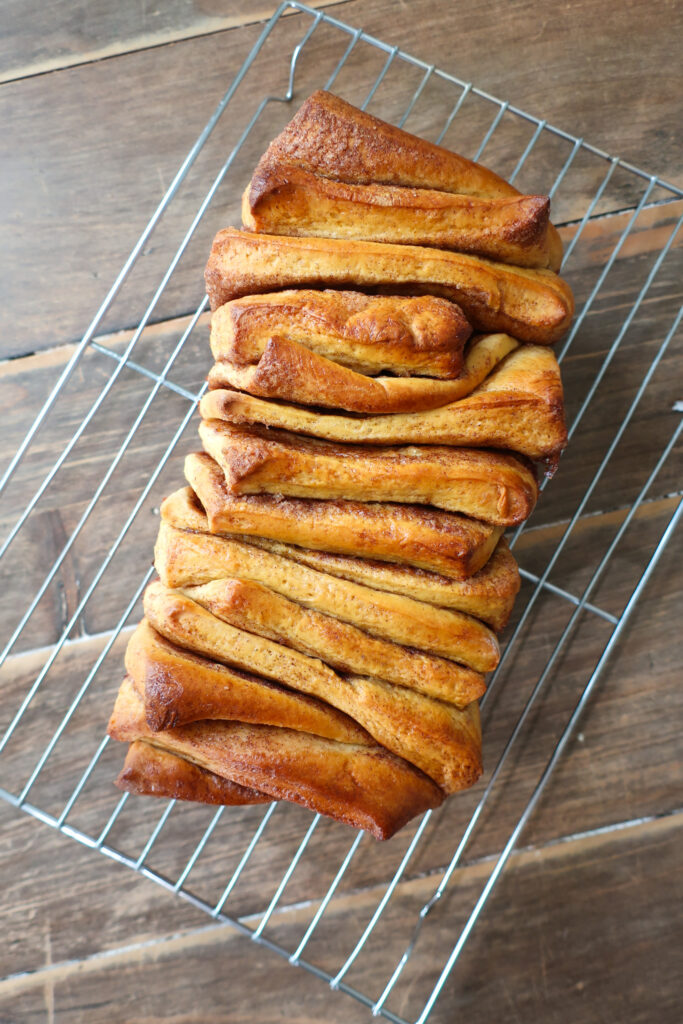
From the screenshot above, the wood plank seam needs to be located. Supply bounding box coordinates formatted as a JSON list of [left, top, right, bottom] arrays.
[[1, 810, 680, 993], [0, 1, 353, 87]]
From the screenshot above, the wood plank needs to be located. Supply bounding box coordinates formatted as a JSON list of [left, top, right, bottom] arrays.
[[1, 814, 680, 1023], [1, 0, 681, 357], [0, 1, 349, 83]]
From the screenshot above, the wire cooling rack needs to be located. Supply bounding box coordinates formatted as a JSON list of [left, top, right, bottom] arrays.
[[1, 2, 682, 1020]]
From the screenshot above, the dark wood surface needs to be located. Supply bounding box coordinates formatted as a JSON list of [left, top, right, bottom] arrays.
[[1, 2, 681, 1022]]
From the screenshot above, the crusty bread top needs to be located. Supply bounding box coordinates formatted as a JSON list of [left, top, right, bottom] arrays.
[[253, 89, 516, 199], [250, 90, 562, 266]]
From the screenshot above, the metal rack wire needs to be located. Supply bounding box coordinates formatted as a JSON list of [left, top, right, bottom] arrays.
[[1, 2, 681, 1020]]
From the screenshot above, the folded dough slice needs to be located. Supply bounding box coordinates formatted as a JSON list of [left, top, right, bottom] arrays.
[[143, 582, 483, 793], [199, 419, 537, 527], [126, 618, 371, 740], [115, 740, 270, 805], [108, 677, 444, 840], [183, 576, 493, 699], [204, 228, 573, 345], [160, 487, 519, 629], [210, 290, 471, 379], [185, 452, 503, 578], [252, 89, 563, 268], [244, 161, 556, 269], [155, 520, 499, 668], [201, 344, 567, 468], [206, 333, 519, 415]]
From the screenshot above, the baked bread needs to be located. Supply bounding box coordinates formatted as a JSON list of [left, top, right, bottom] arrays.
[[155, 520, 499, 668], [126, 618, 371, 740], [186, 452, 504, 578], [183, 574, 493, 689], [143, 582, 483, 792], [115, 740, 270, 804], [244, 161, 556, 269], [108, 677, 444, 840], [201, 344, 567, 467], [199, 420, 538, 526], [159, 488, 519, 629], [204, 228, 574, 345], [249, 89, 563, 268], [210, 290, 471, 378], [206, 333, 519, 415]]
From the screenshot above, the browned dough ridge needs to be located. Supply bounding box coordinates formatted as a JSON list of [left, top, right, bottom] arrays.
[[155, 519, 498, 671], [206, 333, 519, 415], [210, 290, 471, 379], [204, 228, 574, 345], [142, 582, 483, 793], [115, 740, 270, 805], [108, 677, 445, 840], [201, 344, 567, 468], [185, 452, 503, 579], [126, 618, 371, 740], [244, 160, 556, 268], [199, 419, 538, 526], [251, 89, 563, 267]]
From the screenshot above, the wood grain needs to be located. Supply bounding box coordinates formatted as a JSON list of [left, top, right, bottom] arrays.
[[1, 814, 680, 1023], [0, 1, 349, 83]]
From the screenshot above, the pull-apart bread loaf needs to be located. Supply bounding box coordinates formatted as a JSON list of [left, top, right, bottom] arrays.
[[185, 452, 503, 578], [198, 420, 538, 526], [210, 291, 471, 378], [242, 90, 562, 270], [159, 487, 520, 631], [110, 90, 573, 838], [109, 677, 444, 840], [207, 330, 519, 415], [204, 228, 574, 346]]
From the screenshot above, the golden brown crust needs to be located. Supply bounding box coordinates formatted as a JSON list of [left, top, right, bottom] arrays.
[[142, 583, 483, 792], [199, 419, 538, 527], [204, 229, 574, 345], [184, 575, 493, 695], [258, 90, 563, 268], [155, 519, 498, 671], [185, 452, 503, 578], [210, 290, 470, 378], [201, 344, 567, 468], [108, 677, 445, 840], [160, 488, 519, 630], [206, 333, 519, 415], [115, 740, 270, 804], [270, 538, 521, 631], [259, 90, 517, 199], [244, 160, 556, 268], [125, 618, 370, 741]]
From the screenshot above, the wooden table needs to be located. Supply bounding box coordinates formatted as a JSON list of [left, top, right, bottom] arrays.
[[1, 2, 681, 1021]]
